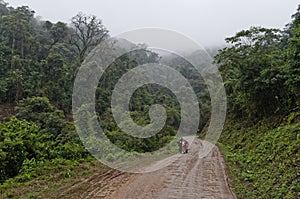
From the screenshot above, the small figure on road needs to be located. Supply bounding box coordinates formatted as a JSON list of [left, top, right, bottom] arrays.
[[178, 137, 189, 154]]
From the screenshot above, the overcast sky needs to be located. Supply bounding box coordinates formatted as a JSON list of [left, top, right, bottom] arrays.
[[5, 0, 299, 47]]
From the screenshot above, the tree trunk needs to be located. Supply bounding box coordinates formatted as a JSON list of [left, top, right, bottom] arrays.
[[10, 35, 15, 69]]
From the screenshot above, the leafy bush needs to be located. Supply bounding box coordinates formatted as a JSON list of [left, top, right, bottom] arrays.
[[15, 97, 67, 139], [0, 118, 45, 183], [0, 115, 88, 183]]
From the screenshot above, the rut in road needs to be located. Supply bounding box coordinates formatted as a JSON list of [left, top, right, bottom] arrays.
[[58, 138, 236, 199]]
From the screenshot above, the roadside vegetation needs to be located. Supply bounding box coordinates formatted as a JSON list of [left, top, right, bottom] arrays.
[[0, 0, 299, 198], [216, 5, 300, 199]]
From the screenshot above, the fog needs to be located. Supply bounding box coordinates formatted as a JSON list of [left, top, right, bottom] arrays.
[[6, 0, 299, 47]]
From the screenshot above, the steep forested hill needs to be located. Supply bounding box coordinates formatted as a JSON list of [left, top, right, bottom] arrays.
[[215, 5, 300, 198]]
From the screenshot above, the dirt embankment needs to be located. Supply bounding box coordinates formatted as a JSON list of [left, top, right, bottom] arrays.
[[0, 104, 15, 121]]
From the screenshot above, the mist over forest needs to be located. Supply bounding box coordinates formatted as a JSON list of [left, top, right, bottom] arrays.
[[0, 1, 299, 198]]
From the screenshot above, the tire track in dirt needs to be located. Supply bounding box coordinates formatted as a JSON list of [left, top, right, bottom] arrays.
[[57, 169, 133, 199], [59, 138, 236, 199]]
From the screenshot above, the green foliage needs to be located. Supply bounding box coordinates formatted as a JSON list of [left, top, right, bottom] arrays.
[[220, 113, 300, 198], [0, 1, 208, 165], [215, 4, 300, 120], [0, 118, 45, 183], [15, 97, 66, 139], [2, 2, 300, 197], [216, 6, 300, 198], [0, 116, 88, 184], [0, 97, 89, 184], [0, 4, 76, 107], [215, 27, 290, 119], [284, 5, 300, 105], [0, 157, 103, 198], [95, 51, 194, 153]]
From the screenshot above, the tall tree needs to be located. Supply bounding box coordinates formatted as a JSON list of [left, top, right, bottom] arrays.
[[0, 0, 8, 19], [285, 5, 300, 106], [70, 12, 109, 63], [1, 6, 34, 67]]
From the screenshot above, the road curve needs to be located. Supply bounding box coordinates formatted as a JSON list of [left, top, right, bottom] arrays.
[[58, 138, 236, 199]]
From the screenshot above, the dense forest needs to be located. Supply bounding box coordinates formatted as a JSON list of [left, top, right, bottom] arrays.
[[0, 0, 299, 198], [216, 5, 300, 198], [0, 0, 209, 192]]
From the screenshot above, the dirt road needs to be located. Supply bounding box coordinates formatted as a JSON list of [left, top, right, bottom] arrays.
[[58, 138, 236, 199]]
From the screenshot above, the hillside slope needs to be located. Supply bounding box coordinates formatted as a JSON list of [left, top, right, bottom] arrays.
[[219, 113, 300, 198]]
